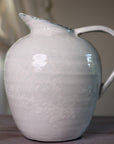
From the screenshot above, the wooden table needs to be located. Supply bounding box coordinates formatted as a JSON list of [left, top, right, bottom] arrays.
[[0, 115, 114, 144]]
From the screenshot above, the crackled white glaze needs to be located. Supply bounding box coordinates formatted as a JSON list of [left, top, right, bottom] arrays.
[[4, 13, 114, 142]]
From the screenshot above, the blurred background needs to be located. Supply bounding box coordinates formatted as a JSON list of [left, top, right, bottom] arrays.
[[0, 0, 114, 115]]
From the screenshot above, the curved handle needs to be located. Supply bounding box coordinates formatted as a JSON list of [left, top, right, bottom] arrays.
[[74, 25, 114, 97]]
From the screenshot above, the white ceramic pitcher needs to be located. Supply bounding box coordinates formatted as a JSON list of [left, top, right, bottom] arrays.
[[4, 13, 114, 142]]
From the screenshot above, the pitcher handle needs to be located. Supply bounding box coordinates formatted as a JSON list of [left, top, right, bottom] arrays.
[[74, 25, 114, 97]]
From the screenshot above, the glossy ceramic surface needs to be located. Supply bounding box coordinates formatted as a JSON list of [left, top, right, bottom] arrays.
[[4, 13, 114, 142]]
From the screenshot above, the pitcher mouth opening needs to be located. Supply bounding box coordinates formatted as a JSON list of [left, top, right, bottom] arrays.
[[19, 13, 73, 34]]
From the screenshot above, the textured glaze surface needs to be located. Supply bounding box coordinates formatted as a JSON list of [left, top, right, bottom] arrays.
[[4, 14, 102, 142]]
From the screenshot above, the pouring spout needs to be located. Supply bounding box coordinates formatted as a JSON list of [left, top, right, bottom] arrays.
[[19, 13, 40, 30], [19, 13, 56, 31], [19, 13, 73, 35]]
